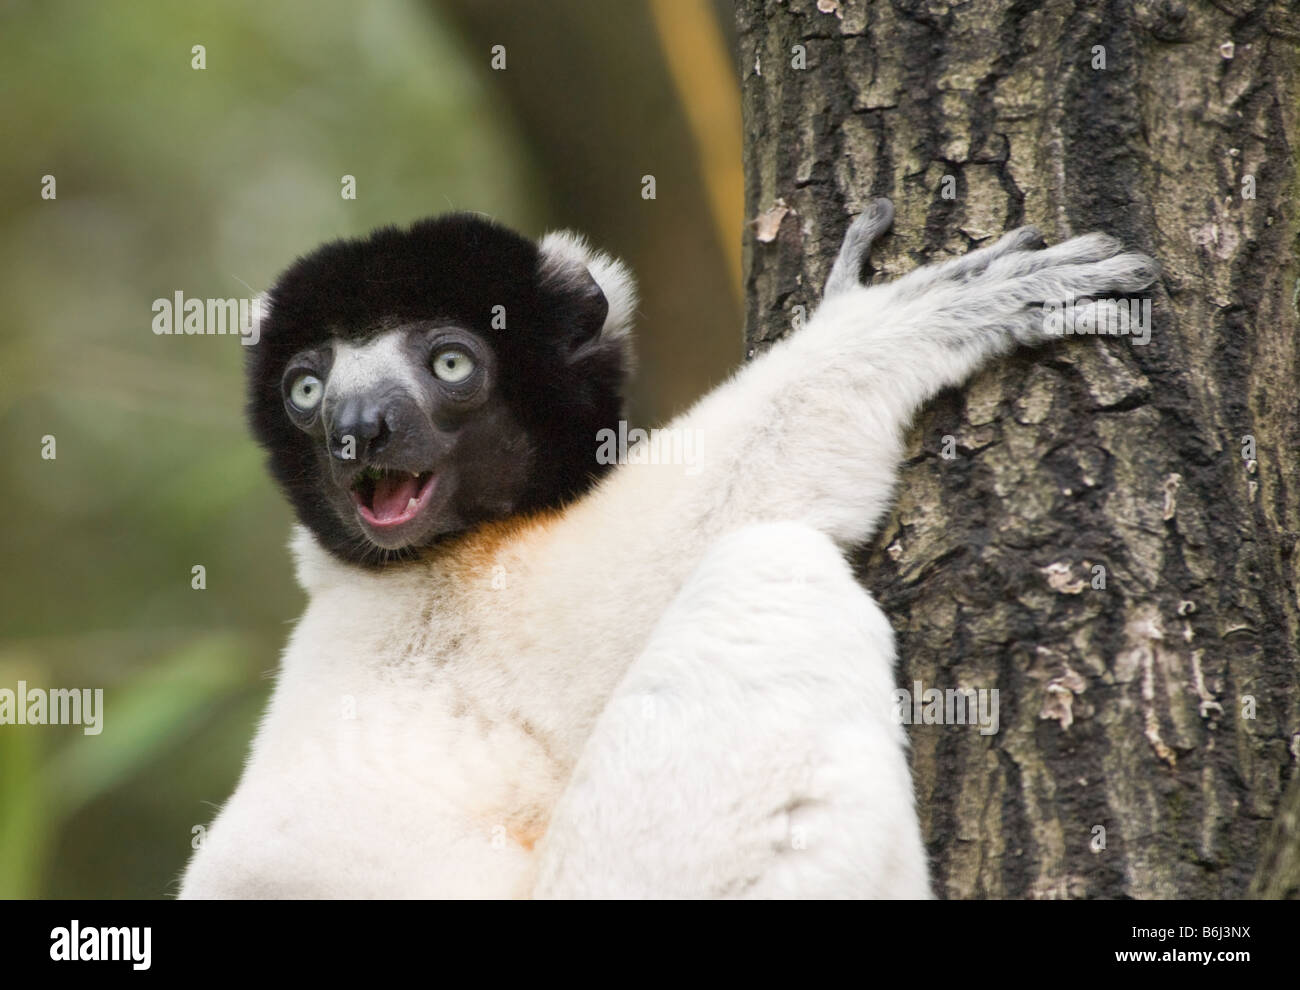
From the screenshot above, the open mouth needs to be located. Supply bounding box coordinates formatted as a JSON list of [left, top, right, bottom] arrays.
[[350, 467, 438, 529]]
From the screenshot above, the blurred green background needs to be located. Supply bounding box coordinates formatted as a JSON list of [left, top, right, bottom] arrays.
[[0, 0, 740, 897]]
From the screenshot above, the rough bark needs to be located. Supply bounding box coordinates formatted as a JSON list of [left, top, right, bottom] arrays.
[[737, 0, 1300, 898]]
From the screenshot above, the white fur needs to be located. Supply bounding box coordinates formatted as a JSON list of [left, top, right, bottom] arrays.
[[327, 334, 424, 404], [534, 522, 929, 898], [178, 208, 1155, 899], [538, 229, 638, 371]]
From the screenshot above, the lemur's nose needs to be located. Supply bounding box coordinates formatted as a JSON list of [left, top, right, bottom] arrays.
[[329, 397, 391, 462]]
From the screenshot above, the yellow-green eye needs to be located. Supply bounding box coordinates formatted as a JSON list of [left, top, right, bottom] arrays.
[[289, 373, 323, 411], [432, 349, 474, 383]]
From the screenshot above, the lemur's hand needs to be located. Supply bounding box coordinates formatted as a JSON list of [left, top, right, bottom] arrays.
[[822, 197, 896, 299], [819, 197, 1158, 352]]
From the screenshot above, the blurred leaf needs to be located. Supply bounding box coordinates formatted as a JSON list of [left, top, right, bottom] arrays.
[[44, 633, 252, 819], [0, 725, 44, 898]]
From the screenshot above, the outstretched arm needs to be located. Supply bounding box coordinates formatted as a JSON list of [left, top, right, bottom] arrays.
[[653, 199, 1157, 547]]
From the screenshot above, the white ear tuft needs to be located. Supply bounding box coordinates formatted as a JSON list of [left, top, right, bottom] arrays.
[[538, 230, 638, 370]]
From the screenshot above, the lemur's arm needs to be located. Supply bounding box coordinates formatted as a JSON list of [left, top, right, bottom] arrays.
[[652, 198, 1156, 547], [533, 204, 1154, 897]]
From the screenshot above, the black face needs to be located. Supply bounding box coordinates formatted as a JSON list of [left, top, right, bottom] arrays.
[[247, 214, 630, 567], [278, 321, 536, 557]]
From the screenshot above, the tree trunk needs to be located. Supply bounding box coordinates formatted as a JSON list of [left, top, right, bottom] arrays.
[[737, 0, 1300, 899]]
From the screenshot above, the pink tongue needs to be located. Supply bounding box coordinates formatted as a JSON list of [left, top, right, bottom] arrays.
[[370, 474, 419, 522]]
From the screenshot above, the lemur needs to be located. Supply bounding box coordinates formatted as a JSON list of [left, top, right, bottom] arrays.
[[178, 200, 1155, 898]]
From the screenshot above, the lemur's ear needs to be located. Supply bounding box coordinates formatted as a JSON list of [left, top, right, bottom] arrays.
[[537, 230, 638, 371], [545, 257, 609, 344]]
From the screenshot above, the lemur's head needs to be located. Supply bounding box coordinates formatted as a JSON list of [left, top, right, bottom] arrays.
[[247, 213, 636, 567]]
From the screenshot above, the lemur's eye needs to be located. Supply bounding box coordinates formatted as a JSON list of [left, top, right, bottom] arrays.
[[289, 373, 323, 411], [432, 349, 475, 384]]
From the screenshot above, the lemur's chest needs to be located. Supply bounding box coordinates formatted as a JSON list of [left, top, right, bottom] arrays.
[[209, 517, 657, 896], [270, 596, 567, 832]]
